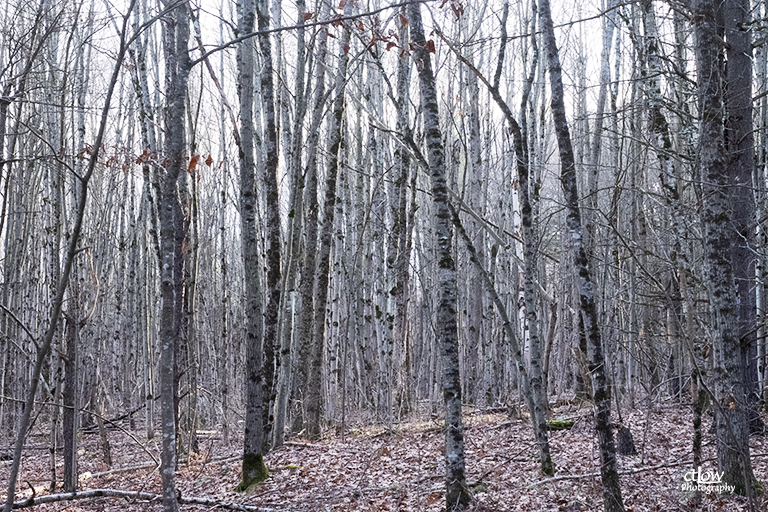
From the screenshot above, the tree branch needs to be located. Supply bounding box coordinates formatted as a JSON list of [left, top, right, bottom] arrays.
[[10, 488, 297, 511], [191, 0, 434, 66]]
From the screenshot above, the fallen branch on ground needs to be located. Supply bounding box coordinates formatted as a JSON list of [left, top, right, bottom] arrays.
[[81, 461, 158, 480], [529, 456, 719, 487], [10, 488, 296, 511], [82, 454, 241, 480], [283, 441, 324, 449]]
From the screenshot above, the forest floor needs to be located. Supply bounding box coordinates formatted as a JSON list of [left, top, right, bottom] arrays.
[[2, 402, 767, 511]]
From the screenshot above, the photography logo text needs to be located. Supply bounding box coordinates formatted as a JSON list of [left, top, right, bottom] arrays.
[[681, 467, 735, 494]]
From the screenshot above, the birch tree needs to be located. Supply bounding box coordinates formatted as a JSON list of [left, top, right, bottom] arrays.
[[296, 0, 330, 440], [2, 1, 138, 510]]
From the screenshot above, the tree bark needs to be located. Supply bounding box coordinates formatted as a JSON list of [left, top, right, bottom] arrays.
[[408, 3, 470, 509], [158, 0, 192, 510], [235, 0, 268, 490], [538, 0, 625, 510], [693, 0, 759, 500], [256, 0, 281, 452], [724, 0, 763, 434]]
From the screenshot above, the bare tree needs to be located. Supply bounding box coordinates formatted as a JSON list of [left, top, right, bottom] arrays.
[[235, 0, 268, 490], [157, 0, 192, 509], [257, 0, 281, 452], [408, 2, 470, 509], [693, 0, 759, 502], [538, 0, 624, 510], [2, 1, 139, 510]]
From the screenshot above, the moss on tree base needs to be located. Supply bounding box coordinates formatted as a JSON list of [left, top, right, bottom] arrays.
[[730, 476, 764, 498], [235, 453, 269, 492]]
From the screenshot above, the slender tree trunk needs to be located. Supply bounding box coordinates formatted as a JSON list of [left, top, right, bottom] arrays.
[[256, 0, 281, 452], [217, 0, 230, 445], [158, 0, 192, 509], [2, 3, 137, 510], [235, 0, 268, 490], [538, 0, 624, 510], [296, 0, 330, 437], [306, 0, 351, 439], [408, 3, 470, 509], [273, 0, 307, 448], [724, 0, 763, 434], [392, 5, 414, 414]]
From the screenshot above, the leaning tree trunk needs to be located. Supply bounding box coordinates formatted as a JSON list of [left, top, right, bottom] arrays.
[[2, 2, 138, 511], [538, 0, 624, 511], [408, 3, 470, 510]]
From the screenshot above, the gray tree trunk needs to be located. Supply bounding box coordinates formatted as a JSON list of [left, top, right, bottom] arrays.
[[296, 0, 330, 439], [538, 0, 624, 510], [724, 0, 762, 434], [693, 0, 759, 501], [235, 0, 268, 490], [256, 0, 281, 452], [158, 0, 192, 510], [408, 3, 470, 509]]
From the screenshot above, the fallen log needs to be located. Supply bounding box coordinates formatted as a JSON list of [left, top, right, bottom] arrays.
[[10, 488, 296, 511]]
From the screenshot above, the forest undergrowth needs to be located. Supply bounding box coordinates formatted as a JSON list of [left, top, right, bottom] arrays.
[[2, 402, 766, 511]]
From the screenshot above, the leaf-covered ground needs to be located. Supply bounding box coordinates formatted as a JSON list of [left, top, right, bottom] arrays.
[[2, 403, 767, 511]]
